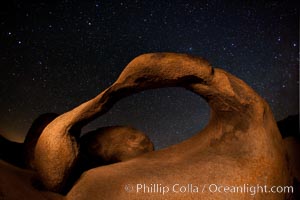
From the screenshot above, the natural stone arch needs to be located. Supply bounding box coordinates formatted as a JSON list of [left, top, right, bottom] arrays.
[[34, 53, 290, 199]]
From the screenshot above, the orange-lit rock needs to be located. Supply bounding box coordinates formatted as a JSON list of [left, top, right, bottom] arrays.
[[34, 53, 290, 199], [23, 113, 59, 169], [0, 160, 63, 200], [80, 126, 154, 166]]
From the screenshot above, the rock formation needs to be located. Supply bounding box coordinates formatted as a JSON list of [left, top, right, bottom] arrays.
[[0, 160, 63, 200], [1, 124, 153, 198], [0, 113, 58, 169], [0, 135, 24, 168], [65, 126, 154, 193], [1, 114, 153, 195], [279, 114, 300, 199], [80, 126, 154, 167], [34, 53, 290, 199], [23, 113, 59, 169]]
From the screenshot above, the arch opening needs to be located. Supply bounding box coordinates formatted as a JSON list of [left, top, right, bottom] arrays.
[[82, 87, 210, 150]]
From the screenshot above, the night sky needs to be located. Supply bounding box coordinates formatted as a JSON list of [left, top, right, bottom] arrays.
[[0, 0, 299, 149]]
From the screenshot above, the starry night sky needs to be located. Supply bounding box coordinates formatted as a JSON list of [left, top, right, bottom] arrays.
[[0, 0, 299, 149]]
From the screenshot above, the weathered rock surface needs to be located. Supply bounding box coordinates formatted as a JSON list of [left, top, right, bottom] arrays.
[[34, 53, 290, 199], [0, 160, 63, 200], [23, 113, 59, 169], [0, 113, 58, 169], [63, 126, 154, 192], [80, 126, 154, 167]]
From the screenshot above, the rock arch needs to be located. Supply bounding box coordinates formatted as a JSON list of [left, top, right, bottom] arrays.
[[34, 53, 290, 199]]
